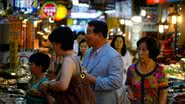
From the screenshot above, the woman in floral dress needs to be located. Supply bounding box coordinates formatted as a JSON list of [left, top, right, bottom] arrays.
[[126, 37, 168, 104]]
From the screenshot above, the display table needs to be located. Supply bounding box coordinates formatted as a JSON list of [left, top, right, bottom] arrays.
[[0, 66, 30, 104], [168, 78, 185, 104], [0, 82, 28, 104], [0, 92, 25, 104], [163, 60, 185, 104]]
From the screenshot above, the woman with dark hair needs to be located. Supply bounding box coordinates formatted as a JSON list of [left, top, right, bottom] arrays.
[[40, 26, 95, 104], [26, 52, 53, 104], [111, 35, 133, 70], [77, 39, 89, 63], [126, 37, 168, 104], [111, 35, 133, 104], [73, 31, 85, 55], [76, 31, 85, 43]]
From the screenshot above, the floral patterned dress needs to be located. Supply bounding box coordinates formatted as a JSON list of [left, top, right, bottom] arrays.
[[126, 63, 168, 104]]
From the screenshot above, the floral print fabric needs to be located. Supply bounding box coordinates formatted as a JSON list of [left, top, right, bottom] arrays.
[[126, 63, 168, 104]]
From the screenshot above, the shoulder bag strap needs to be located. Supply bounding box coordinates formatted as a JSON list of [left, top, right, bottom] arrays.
[[70, 56, 82, 73], [70, 56, 86, 78]]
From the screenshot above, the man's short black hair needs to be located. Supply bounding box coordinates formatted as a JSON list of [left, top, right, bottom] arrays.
[[88, 20, 108, 38], [29, 52, 50, 72]]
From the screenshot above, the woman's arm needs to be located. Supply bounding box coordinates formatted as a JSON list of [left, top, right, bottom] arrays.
[[127, 86, 136, 103], [47, 95, 55, 104], [159, 89, 168, 104], [39, 81, 55, 104], [158, 64, 168, 104], [48, 57, 76, 91]]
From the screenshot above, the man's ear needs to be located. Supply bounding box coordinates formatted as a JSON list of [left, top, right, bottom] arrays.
[[97, 32, 103, 38]]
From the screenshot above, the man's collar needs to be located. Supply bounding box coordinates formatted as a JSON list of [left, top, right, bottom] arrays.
[[92, 42, 108, 55]]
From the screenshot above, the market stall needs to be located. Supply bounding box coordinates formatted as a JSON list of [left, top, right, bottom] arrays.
[[164, 58, 185, 103], [0, 64, 30, 104]]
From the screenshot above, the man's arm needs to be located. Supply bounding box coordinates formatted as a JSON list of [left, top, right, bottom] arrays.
[[94, 56, 124, 91]]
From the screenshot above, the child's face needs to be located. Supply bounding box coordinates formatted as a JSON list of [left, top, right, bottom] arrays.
[[29, 62, 41, 75]]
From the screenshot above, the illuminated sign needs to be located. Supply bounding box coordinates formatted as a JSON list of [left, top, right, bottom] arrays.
[[41, 2, 57, 18], [54, 4, 68, 21], [167, 0, 181, 2], [147, 0, 167, 4], [15, 0, 39, 13]]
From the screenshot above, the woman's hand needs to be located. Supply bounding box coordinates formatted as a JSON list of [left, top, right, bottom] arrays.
[[40, 81, 55, 104], [39, 81, 49, 95], [47, 95, 55, 104], [82, 69, 96, 84], [46, 71, 56, 81], [127, 87, 135, 104]]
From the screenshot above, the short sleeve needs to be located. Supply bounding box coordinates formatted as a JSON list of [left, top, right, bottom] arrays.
[[157, 65, 168, 90]]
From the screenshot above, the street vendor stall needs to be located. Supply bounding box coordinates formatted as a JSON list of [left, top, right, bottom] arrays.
[[0, 63, 31, 104], [164, 58, 185, 103]]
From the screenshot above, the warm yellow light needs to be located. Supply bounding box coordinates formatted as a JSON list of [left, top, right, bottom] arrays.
[[43, 35, 48, 40], [177, 15, 182, 23], [11, 73, 16, 76], [171, 15, 182, 24], [164, 25, 169, 29], [22, 19, 28, 24], [33, 21, 38, 28], [54, 4, 68, 21], [159, 24, 164, 33], [172, 15, 177, 24], [37, 31, 44, 35], [22, 24, 27, 27], [119, 19, 125, 25]]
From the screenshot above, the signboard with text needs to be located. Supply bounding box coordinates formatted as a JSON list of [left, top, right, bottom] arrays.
[[41, 1, 57, 18], [15, 0, 39, 13], [167, 0, 182, 2]]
